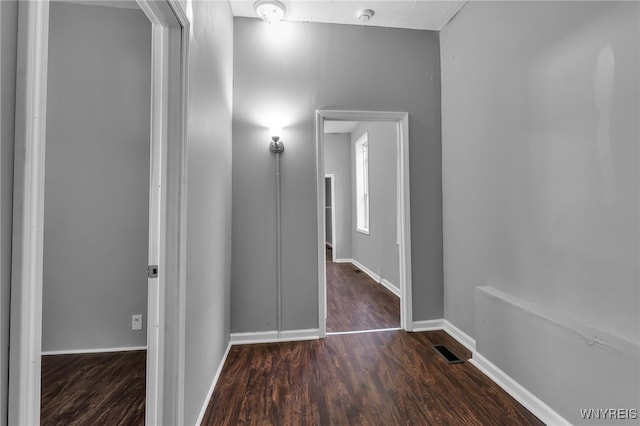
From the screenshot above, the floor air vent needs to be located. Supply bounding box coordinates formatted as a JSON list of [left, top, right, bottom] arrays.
[[432, 345, 464, 364]]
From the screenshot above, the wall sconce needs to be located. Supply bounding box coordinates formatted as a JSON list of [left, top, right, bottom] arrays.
[[269, 135, 284, 153], [269, 126, 284, 153]]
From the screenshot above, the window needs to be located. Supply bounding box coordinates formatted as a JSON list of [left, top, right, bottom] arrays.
[[355, 133, 369, 234]]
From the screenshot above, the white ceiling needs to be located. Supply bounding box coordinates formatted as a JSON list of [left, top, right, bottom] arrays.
[[230, 0, 467, 31]]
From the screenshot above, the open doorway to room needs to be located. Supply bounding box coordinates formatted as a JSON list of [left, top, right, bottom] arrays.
[[9, 1, 187, 425], [39, 2, 151, 424], [317, 111, 412, 336]]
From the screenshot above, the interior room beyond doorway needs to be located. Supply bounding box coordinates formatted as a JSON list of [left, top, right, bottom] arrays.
[[323, 119, 401, 334]]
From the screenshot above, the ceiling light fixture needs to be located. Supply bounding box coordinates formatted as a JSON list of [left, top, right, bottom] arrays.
[[357, 9, 375, 23], [254, 0, 287, 23]]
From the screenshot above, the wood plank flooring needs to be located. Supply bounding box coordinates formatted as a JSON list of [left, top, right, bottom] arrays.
[[41, 350, 146, 425], [326, 247, 400, 332], [202, 329, 542, 425]]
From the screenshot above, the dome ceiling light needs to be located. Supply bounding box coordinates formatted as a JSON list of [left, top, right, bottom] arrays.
[[254, 0, 287, 23], [357, 9, 375, 23]]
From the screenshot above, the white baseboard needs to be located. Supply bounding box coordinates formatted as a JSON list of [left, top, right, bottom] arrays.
[[41, 345, 147, 356], [230, 329, 320, 345], [351, 259, 381, 283], [333, 258, 398, 296], [195, 342, 232, 426], [470, 352, 570, 426], [230, 330, 278, 345], [327, 327, 401, 336], [351, 259, 400, 296], [412, 319, 445, 331], [380, 279, 400, 297], [443, 320, 476, 352], [279, 329, 320, 342], [411, 319, 475, 352], [412, 319, 565, 425]]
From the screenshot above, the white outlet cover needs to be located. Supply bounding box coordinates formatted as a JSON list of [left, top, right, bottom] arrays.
[[132, 314, 143, 331]]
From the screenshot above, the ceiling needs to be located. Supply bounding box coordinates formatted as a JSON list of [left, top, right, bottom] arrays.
[[229, 0, 467, 31]]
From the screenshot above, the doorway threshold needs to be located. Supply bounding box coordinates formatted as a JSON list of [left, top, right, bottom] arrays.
[[326, 327, 402, 336]]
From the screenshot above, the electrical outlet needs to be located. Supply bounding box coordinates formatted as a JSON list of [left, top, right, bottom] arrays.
[[132, 314, 143, 331]]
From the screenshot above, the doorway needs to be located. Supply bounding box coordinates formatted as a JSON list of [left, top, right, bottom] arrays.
[[315, 110, 413, 337], [8, 1, 188, 425], [39, 2, 150, 423]]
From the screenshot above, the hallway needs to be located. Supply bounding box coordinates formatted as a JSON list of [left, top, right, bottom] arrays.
[[325, 247, 400, 333], [202, 329, 543, 425]]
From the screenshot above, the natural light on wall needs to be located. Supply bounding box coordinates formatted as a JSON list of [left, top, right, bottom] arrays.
[[355, 132, 370, 234]]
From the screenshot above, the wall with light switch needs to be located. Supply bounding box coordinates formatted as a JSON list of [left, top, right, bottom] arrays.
[[231, 17, 443, 332], [42, 2, 151, 352]]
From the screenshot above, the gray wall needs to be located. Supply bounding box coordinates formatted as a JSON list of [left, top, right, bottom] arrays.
[[0, 2, 17, 424], [232, 18, 443, 333], [325, 133, 352, 260], [179, 0, 234, 424], [351, 122, 399, 288], [42, 2, 150, 351], [441, 1, 639, 422]]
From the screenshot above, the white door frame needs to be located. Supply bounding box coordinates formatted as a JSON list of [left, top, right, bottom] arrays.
[[7, 2, 189, 425], [315, 110, 413, 337], [324, 174, 336, 262]]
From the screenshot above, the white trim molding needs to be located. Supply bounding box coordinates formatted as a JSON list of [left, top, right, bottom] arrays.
[[316, 110, 412, 337], [230, 331, 278, 345], [411, 319, 475, 351], [334, 258, 400, 297], [410, 319, 567, 425], [351, 259, 380, 283], [412, 319, 445, 332], [470, 352, 570, 426], [8, 3, 49, 423], [442, 320, 476, 352], [195, 342, 232, 426], [280, 329, 321, 342], [230, 329, 320, 345], [327, 327, 402, 336], [41, 346, 148, 356], [380, 279, 400, 298]]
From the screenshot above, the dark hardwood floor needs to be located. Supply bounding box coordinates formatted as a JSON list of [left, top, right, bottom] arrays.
[[41, 350, 145, 426], [202, 329, 542, 425], [326, 246, 400, 332]]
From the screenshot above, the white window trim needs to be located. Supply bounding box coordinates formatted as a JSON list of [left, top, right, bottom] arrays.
[[355, 132, 370, 235]]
